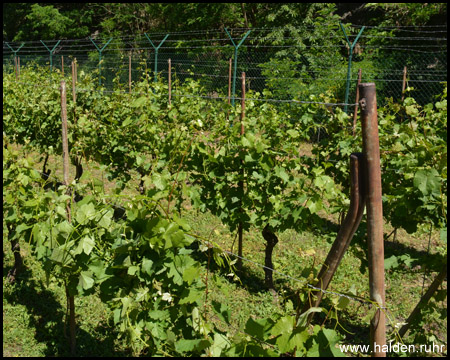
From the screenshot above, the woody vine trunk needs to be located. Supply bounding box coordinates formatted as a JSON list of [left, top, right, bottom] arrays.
[[262, 224, 279, 290]]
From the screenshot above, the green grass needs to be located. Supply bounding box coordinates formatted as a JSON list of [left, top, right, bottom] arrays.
[[3, 235, 132, 357], [3, 145, 447, 356]]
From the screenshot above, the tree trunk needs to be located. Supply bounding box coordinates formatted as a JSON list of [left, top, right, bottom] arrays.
[[262, 225, 279, 290]]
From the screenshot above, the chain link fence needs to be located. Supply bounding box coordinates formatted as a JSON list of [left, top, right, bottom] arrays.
[[3, 25, 447, 108]]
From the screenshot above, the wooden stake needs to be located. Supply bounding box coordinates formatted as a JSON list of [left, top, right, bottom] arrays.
[[14, 56, 18, 81], [237, 72, 246, 271], [71, 61, 77, 105], [61, 80, 70, 189], [168, 58, 172, 105], [61, 80, 76, 355], [62, 56, 64, 77], [241, 72, 245, 135], [228, 58, 232, 105], [401, 66, 407, 102], [359, 83, 386, 357], [129, 55, 132, 94], [75, 58, 77, 85], [352, 68, 362, 136]]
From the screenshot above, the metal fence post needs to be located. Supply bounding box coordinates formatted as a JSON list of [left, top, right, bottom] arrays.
[[359, 82, 386, 357], [224, 28, 251, 107], [89, 37, 113, 86], [144, 33, 169, 84], [41, 40, 61, 74], [5, 42, 24, 77], [340, 23, 365, 113]]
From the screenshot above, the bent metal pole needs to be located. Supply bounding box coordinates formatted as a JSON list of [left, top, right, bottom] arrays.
[[359, 82, 386, 357], [302, 152, 366, 322]]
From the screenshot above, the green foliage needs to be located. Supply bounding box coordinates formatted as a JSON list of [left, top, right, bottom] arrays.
[[3, 68, 63, 155], [3, 137, 348, 357], [12, 4, 90, 40], [186, 90, 342, 238], [3, 64, 447, 355], [364, 3, 447, 27], [314, 87, 447, 234]]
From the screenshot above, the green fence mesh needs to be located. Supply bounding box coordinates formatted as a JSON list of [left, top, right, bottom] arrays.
[[3, 26, 447, 109]]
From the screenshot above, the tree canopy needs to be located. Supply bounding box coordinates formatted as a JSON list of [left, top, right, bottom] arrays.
[[3, 3, 447, 42]]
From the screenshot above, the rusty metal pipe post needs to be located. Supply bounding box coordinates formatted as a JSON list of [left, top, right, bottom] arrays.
[[303, 152, 366, 317], [359, 83, 386, 357]]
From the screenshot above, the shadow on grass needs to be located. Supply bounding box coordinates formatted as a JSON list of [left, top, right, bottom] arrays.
[[3, 264, 129, 357], [350, 221, 446, 276]]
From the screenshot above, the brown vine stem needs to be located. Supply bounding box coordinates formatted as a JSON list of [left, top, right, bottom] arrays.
[[203, 241, 212, 323], [167, 135, 196, 215]]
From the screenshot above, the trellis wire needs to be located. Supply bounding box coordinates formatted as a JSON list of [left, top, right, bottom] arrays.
[[194, 237, 387, 310], [20, 158, 381, 311]]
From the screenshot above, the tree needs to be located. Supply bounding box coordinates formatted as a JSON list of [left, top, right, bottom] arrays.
[[4, 3, 92, 41]]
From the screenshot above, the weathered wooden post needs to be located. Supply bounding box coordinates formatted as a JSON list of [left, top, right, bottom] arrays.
[[61, 81, 70, 190], [129, 54, 132, 94], [353, 68, 362, 136], [14, 56, 18, 81], [71, 60, 77, 105], [237, 72, 246, 271], [168, 58, 172, 105], [71, 59, 82, 180], [60, 80, 76, 355], [359, 82, 386, 357], [401, 66, 407, 102], [228, 58, 232, 105]]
